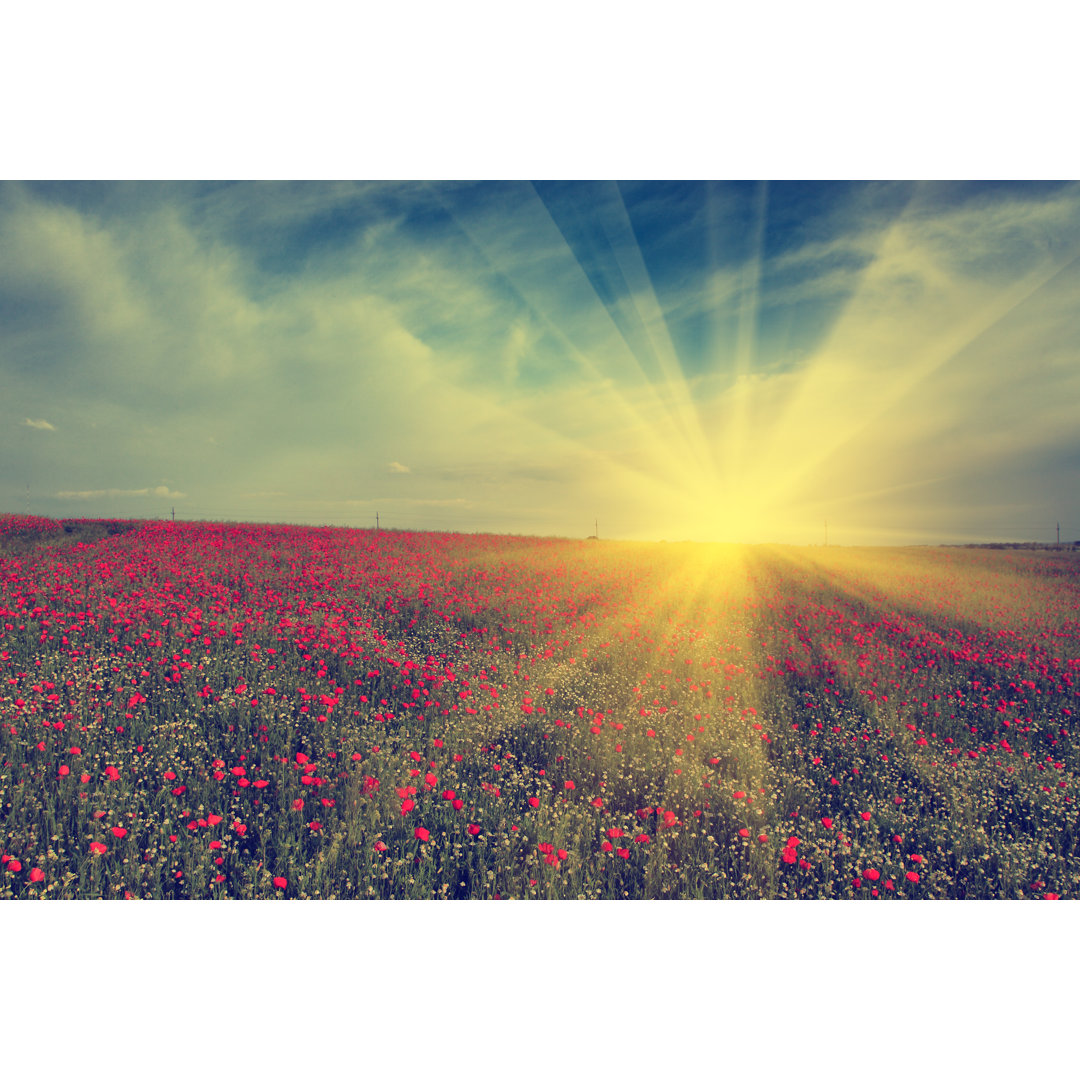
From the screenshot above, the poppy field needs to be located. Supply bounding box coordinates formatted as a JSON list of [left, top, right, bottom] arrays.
[[2, 514, 1078, 899]]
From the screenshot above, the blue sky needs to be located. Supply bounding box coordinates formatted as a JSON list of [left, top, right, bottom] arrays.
[[3, 179, 1080, 544]]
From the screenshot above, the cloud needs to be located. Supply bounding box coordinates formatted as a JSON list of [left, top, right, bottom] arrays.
[[24, 417, 55, 430], [56, 485, 186, 499], [387, 461, 410, 473]]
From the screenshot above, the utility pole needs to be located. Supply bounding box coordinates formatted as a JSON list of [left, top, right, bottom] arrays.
[[376, 511, 380, 532], [1057, 522, 1061, 546], [171, 506, 175, 523]]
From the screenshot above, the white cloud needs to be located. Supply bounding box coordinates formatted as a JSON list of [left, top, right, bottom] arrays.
[[56, 486, 186, 499], [387, 461, 410, 473], [24, 417, 55, 430]]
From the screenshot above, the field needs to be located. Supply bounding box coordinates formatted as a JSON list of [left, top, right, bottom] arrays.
[[2, 513, 1078, 900]]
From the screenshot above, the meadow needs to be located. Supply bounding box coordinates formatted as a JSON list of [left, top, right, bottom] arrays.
[[2, 513, 1077, 900]]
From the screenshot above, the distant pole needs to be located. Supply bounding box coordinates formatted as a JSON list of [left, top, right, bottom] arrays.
[[376, 511, 380, 532], [1057, 522, 1061, 545], [26, 483, 30, 513], [171, 506, 175, 523]]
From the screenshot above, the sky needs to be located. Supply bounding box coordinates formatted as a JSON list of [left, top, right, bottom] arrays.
[[3, 178, 1080, 546]]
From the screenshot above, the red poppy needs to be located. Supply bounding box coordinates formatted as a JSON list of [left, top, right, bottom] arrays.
[[414, 827, 430, 842], [467, 824, 481, 836], [564, 780, 576, 791], [781, 848, 797, 864], [864, 868, 880, 881], [292, 799, 304, 811], [821, 817, 833, 829], [733, 791, 746, 799], [111, 827, 128, 839], [58, 765, 69, 777], [374, 840, 388, 852], [400, 798, 415, 815], [295, 752, 309, 765], [89, 842, 107, 855], [273, 876, 287, 889], [29, 867, 44, 883], [906, 871, 920, 883], [617, 848, 630, 859], [601, 840, 613, 852], [739, 828, 750, 838], [758, 834, 769, 843], [607, 827, 624, 839], [528, 797, 540, 808], [6, 860, 22, 873], [860, 811, 871, 821], [253, 779, 269, 789], [634, 834, 650, 844], [909, 854, 923, 863]]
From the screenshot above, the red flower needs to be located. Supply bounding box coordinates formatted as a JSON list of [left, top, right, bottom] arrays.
[[442, 790, 456, 800], [111, 827, 128, 839], [58, 765, 69, 777], [564, 780, 576, 791], [738, 828, 750, 838], [253, 779, 269, 789], [425, 772, 438, 787], [292, 799, 304, 811], [601, 840, 613, 852], [634, 834, 650, 844], [733, 791, 746, 799], [528, 797, 540, 808], [29, 867, 45, 883], [909, 854, 923, 863], [860, 811, 871, 821], [273, 876, 287, 889], [400, 799, 415, 815], [617, 848, 630, 859], [414, 827, 430, 842], [864, 868, 880, 881], [821, 817, 833, 829], [757, 834, 769, 843], [89, 842, 107, 855], [607, 827, 624, 839], [295, 752, 309, 765], [467, 824, 481, 836], [374, 841, 388, 852], [6, 860, 22, 873], [906, 871, 920, 883], [781, 847, 797, 864]]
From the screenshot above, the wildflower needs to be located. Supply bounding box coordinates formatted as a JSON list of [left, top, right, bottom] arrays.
[[29, 868, 45, 883], [906, 871, 920, 883], [111, 827, 128, 839], [467, 824, 481, 836], [564, 780, 576, 791], [273, 877, 287, 889], [374, 841, 388, 852], [414, 827, 430, 842], [89, 842, 107, 855]]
